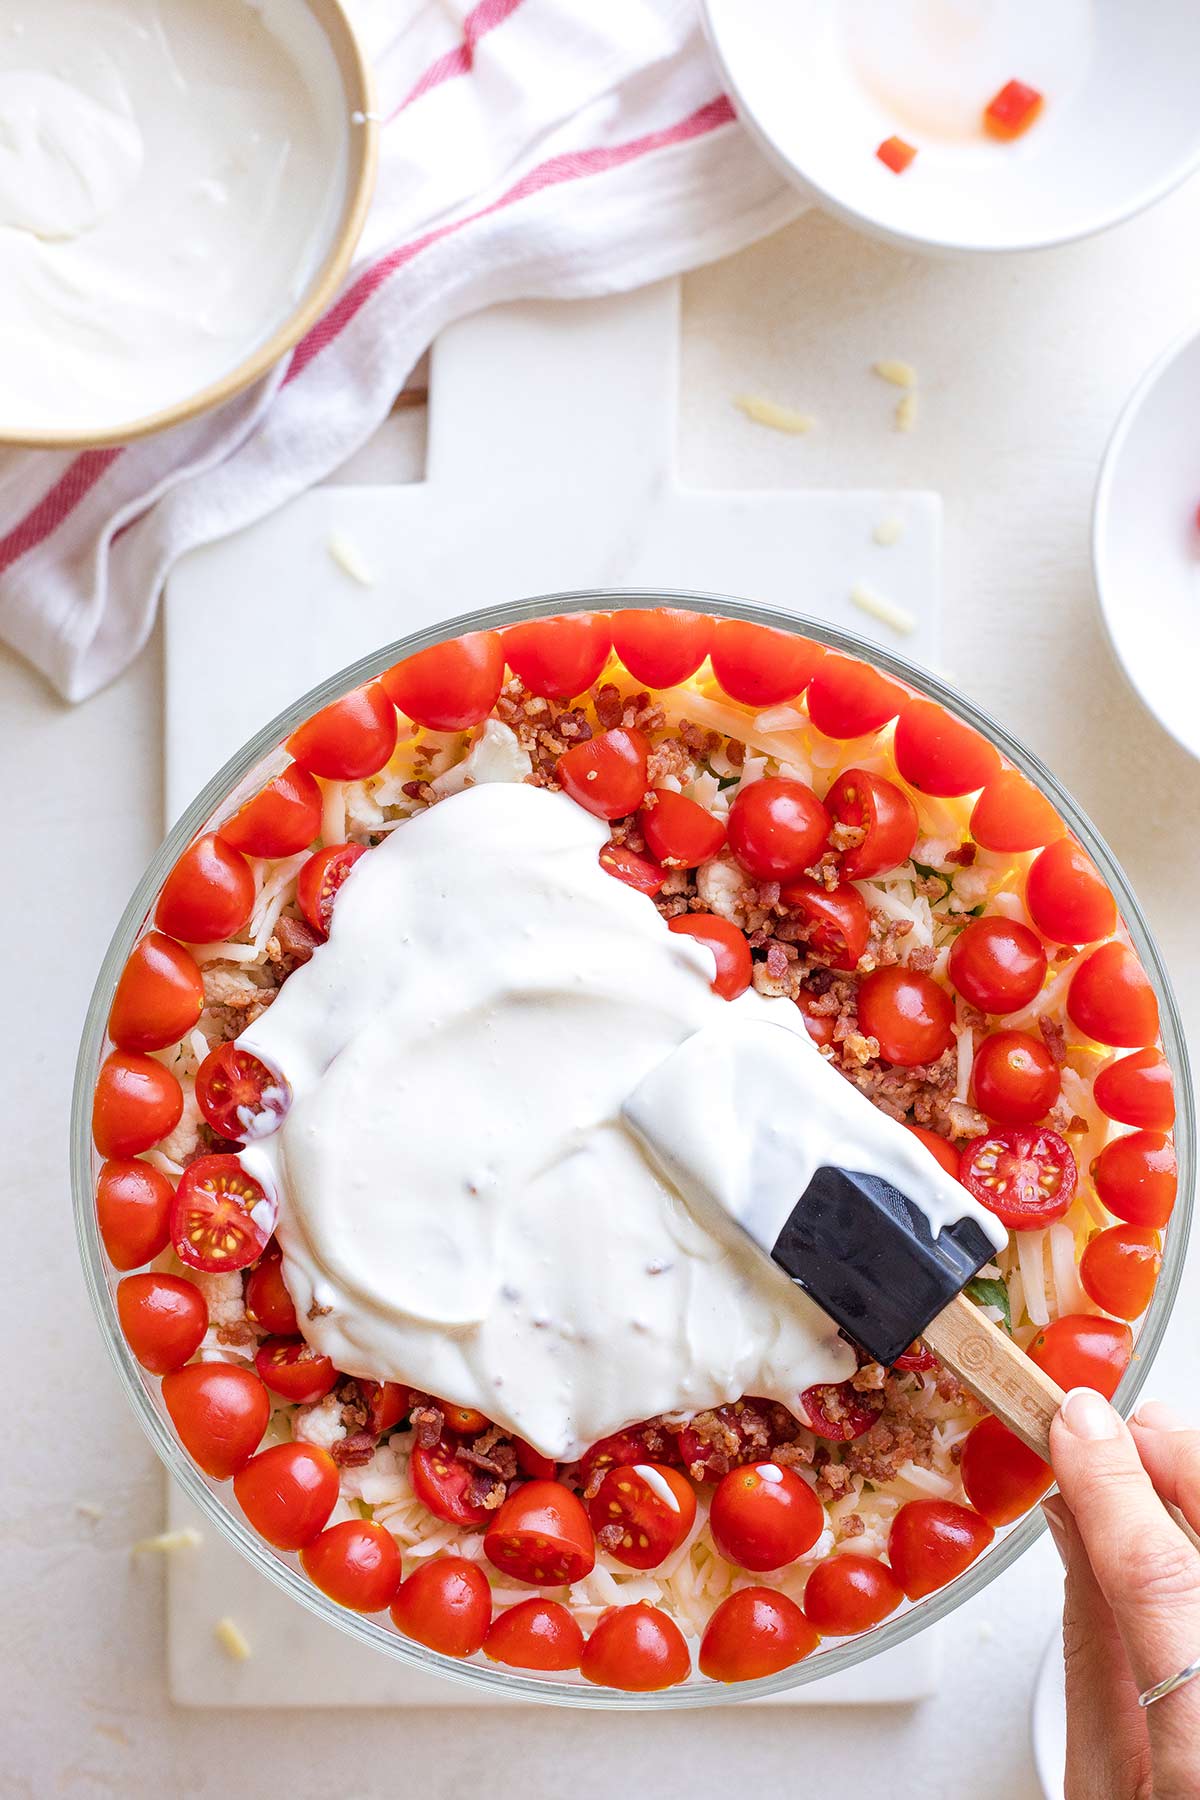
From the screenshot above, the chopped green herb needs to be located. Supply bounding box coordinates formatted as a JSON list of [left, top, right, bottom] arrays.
[[965, 1276, 1012, 1336], [717, 774, 741, 791]]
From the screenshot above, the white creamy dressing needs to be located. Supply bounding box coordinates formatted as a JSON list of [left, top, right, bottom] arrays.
[[240, 782, 1005, 1461], [0, 0, 347, 434]]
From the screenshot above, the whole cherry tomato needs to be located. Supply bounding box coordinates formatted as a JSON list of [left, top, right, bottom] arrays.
[[244, 1244, 298, 1335], [1079, 1224, 1162, 1321], [887, 1500, 994, 1600], [557, 727, 649, 820], [969, 769, 1064, 854], [1067, 942, 1159, 1048], [780, 876, 870, 971], [410, 1441, 491, 1526], [806, 656, 906, 739], [826, 769, 917, 880], [484, 1481, 596, 1586], [971, 1030, 1060, 1125], [504, 614, 611, 700], [234, 1442, 339, 1550], [442, 1405, 489, 1437], [598, 841, 665, 895], [218, 764, 323, 858], [255, 1337, 338, 1405], [580, 1602, 690, 1691], [117, 1272, 208, 1374], [587, 1464, 696, 1570], [297, 842, 366, 936], [893, 701, 1000, 797], [301, 1520, 403, 1612], [382, 631, 505, 728], [903, 1124, 961, 1179], [857, 966, 954, 1067], [92, 1051, 183, 1158], [286, 682, 397, 781], [960, 1415, 1053, 1526], [390, 1556, 493, 1657], [485, 1598, 584, 1671], [709, 1463, 823, 1571], [1025, 838, 1117, 945], [577, 1423, 682, 1488], [108, 933, 204, 1053], [727, 776, 830, 882], [710, 621, 825, 708], [959, 1126, 1076, 1229], [1091, 1130, 1176, 1228], [161, 1362, 270, 1478], [667, 912, 752, 1000], [799, 1381, 880, 1441], [639, 789, 726, 867], [95, 1158, 174, 1270], [611, 608, 711, 687], [802, 1554, 903, 1634], [155, 834, 256, 943], [1093, 1048, 1175, 1131], [948, 917, 1047, 1015], [699, 1587, 819, 1681], [170, 1154, 275, 1274], [195, 1043, 289, 1142], [1027, 1314, 1132, 1399], [514, 1438, 557, 1481]]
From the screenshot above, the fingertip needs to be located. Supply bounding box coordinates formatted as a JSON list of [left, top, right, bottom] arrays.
[[1059, 1387, 1122, 1442]]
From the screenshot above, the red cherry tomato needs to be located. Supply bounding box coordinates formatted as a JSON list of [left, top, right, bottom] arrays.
[[108, 933, 204, 1053], [362, 1381, 410, 1436], [667, 912, 752, 1000], [580, 1602, 690, 1691], [218, 765, 323, 858], [442, 1405, 488, 1436], [577, 1424, 682, 1488], [1080, 1224, 1162, 1321], [727, 776, 831, 882], [1028, 1314, 1132, 1399], [195, 1043, 290, 1143], [484, 1480, 596, 1586], [780, 876, 870, 971], [888, 1500, 994, 1600], [300, 1520, 402, 1612], [587, 1464, 697, 1570], [286, 682, 397, 781], [1093, 1048, 1175, 1131], [948, 917, 1047, 1016], [1068, 943, 1159, 1048], [971, 1030, 1060, 1125], [611, 608, 711, 687], [699, 1587, 819, 1681], [903, 1124, 961, 1179], [672, 1402, 790, 1482], [806, 656, 906, 739], [795, 991, 836, 1049], [254, 1336, 338, 1405], [1026, 839, 1117, 945], [117, 1272, 208, 1374], [390, 1556, 493, 1656], [802, 1555, 903, 1634], [959, 1126, 1076, 1229], [710, 621, 825, 708], [381, 631, 505, 729], [297, 843, 366, 936], [95, 1158, 174, 1270], [410, 1441, 491, 1526], [234, 1442, 340, 1550], [598, 841, 665, 895], [557, 727, 649, 820], [503, 613, 612, 699], [161, 1361, 270, 1478], [639, 789, 726, 867], [960, 1416, 1053, 1526], [244, 1245, 298, 1335], [893, 701, 1000, 797], [1091, 1130, 1177, 1228], [170, 1153, 275, 1274], [799, 1382, 880, 1442], [857, 966, 954, 1067], [92, 1051, 183, 1158], [709, 1463, 823, 1571], [970, 770, 1064, 854], [485, 1598, 584, 1671], [514, 1438, 557, 1481], [826, 769, 918, 880], [155, 834, 256, 944], [893, 1340, 939, 1372]]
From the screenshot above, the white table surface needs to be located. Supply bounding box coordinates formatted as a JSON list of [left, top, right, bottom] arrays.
[[5, 186, 1200, 1799]]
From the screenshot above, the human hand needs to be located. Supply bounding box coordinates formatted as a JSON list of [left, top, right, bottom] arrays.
[[1045, 1388, 1200, 1800]]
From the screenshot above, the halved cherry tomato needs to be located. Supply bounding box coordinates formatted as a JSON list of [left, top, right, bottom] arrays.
[[297, 843, 366, 936], [959, 1125, 1076, 1229], [95, 1158, 174, 1270], [484, 1480, 595, 1585], [443, 1405, 488, 1436], [1028, 1314, 1132, 1399], [390, 1556, 493, 1656], [780, 876, 870, 971], [381, 631, 505, 729], [710, 621, 825, 708], [410, 1440, 491, 1526], [699, 1587, 819, 1681], [485, 1597, 583, 1671], [672, 1401, 788, 1482], [234, 1442, 340, 1550], [580, 1602, 690, 1691], [587, 1464, 696, 1570], [971, 1030, 1060, 1126], [826, 768, 918, 881], [117, 1272, 208, 1374], [108, 933, 204, 1053], [1080, 1224, 1161, 1321], [857, 966, 954, 1067], [155, 834, 256, 943], [170, 1154, 275, 1274], [161, 1361, 270, 1478], [1068, 943, 1159, 1048], [300, 1519, 402, 1611], [709, 1463, 823, 1571], [557, 727, 649, 820], [515, 1438, 557, 1481], [361, 1380, 410, 1436], [802, 1554, 903, 1634], [806, 656, 906, 739], [255, 1336, 338, 1404], [639, 789, 726, 867], [1093, 1048, 1175, 1131], [667, 912, 752, 1000], [904, 1124, 961, 1179], [960, 1416, 1052, 1526], [504, 614, 611, 700], [195, 1043, 290, 1142], [970, 769, 1064, 854], [888, 1500, 994, 1600], [799, 1382, 880, 1442], [894, 1342, 940, 1373], [727, 776, 830, 882], [1025, 839, 1117, 945], [984, 79, 1043, 140], [244, 1245, 298, 1336], [92, 1051, 183, 1158], [795, 991, 835, 1049], [893, 700, 1000, 797], [948, 917, 1047, 1015], [286, 682, 397, 781], [1091, 1130, 1176, 1228], [218, 765, 323, 858], [611, 608, 711, 687], [577, 1424, 681, 1488], [598, 841, 665, 895]]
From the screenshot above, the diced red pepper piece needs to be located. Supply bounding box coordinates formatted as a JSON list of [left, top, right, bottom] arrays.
[[876, 135, 917, 174], [983, 80, 1044, 141]]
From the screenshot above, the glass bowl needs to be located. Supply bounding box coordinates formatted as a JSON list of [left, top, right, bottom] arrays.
[[72, 588, 1194, 1707]]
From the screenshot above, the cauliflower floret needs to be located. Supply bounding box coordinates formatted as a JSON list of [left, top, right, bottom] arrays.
[[293, 1393, 346, 1451], [948, 866, 994, 912], [696, 856, 750, 925], [431, 721, 532, 798], [189, 1269, 248, 1331], [157, 1085, 201, 1165], [343, 780, 386, 835], [338, 1440, 411, 1507]]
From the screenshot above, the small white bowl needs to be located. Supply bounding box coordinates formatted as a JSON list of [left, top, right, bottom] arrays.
[[702, 0, 1200, 255], [1093, 324, 1200, 763]]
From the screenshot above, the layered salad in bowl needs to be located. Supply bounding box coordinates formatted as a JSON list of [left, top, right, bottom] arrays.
[[74, 595, 1190, 1702]]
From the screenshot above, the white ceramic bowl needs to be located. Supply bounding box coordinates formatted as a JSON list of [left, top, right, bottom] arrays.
[[702, 0, 1200, 255]]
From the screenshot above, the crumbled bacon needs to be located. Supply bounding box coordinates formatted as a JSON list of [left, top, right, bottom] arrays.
[[945, 843, 977, 867], [678, 719, 721, 758], [269, 912, 322, 970], [410, 1403, 444, 1449], [332, 1431, 376, 1468], [1038, 1014, 1067, 1065]]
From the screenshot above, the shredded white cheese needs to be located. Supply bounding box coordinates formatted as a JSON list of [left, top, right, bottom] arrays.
[[873, 359, 917, 390], [850, 581, 917, 637], [214, 1617, 252, 1662], [733, 394, 817, 435], [133, 1528, 202, 1555], [75, 1500, 104, 1521], [873, 516, 904, 547], [895, 391, 919, 433], [1016, 1229, 1051, 1329], [320, 778, 346, 848], [327, 532, 375, 587]]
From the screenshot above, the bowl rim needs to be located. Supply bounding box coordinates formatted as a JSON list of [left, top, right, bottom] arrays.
[[72, 587, 1195, 1708], [1, 0, 379, 452]]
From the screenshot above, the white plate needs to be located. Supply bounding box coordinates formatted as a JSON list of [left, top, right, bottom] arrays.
[[1030, 1625, 1067, 1800]]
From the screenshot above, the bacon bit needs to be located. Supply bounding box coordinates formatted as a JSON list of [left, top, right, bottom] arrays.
[[332, 1431, 376, 1468], [765, 941, 790, 980], [410, 1403, 444, 1450], [307, 1298, 332, 1320], [838, 1512, 866, 1541], [984, 80, 1044, 142], [1038, 1014, 1068, 1066], [907, 945, 937, 973], [725, 739, 746, 768], [678, 719, 721, 757], [877, 135, 917, 174], [945, 843, 977, 867]]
